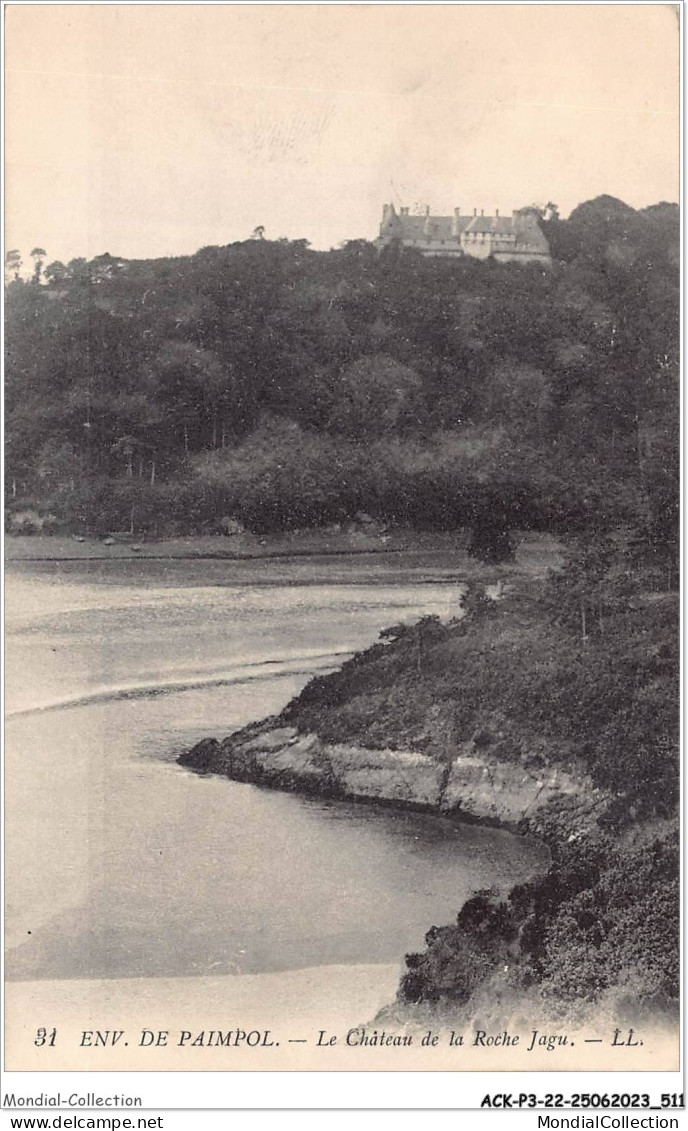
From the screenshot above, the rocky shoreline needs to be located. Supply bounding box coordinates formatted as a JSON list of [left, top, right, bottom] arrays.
[[179, 718, 601, 835]]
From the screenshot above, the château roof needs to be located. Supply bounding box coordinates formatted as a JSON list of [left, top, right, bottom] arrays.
[[464, 214, 515, 235], [389, 213, 472, 239], [381, 208, 471, 236], [421, 216, 454, 239], [396, 214, 431, 238]]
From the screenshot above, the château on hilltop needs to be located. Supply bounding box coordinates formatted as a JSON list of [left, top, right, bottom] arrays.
[[375, 203, 551, 264]]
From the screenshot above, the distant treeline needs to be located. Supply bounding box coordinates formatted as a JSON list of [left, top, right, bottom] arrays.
[[5, 195, 678, 549]]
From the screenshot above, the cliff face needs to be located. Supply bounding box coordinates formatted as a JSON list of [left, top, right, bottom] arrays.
[[179, 721, 597, 829]]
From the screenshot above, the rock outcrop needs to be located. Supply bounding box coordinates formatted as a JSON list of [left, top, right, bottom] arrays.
[[179, 721, 598, 828]]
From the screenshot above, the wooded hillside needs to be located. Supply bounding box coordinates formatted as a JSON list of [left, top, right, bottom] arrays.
[[6, 196, 678, 555]]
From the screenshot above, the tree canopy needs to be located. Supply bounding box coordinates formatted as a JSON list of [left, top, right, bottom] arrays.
[[5, 195, 678, 548]]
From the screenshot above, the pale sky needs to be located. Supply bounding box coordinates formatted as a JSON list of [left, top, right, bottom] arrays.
[[5, 4, 680, 263]]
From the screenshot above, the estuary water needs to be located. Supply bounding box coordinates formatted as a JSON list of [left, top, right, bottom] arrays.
[[5, 556, 546, 984]]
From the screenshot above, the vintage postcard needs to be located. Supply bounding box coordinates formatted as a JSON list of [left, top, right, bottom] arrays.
[[3, 0, 681, 1097]]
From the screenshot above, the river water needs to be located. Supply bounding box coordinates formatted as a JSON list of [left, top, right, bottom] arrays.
[[5, 557, 545, 984]]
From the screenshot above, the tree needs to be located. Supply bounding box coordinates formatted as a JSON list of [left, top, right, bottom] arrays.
[[328, 354, 423, 437], [480, 361, 553, 442], [111, 435, 139, 478], [467, 521, 515, 565], [527, 201, 559, 222], [5, 249, 22, 283], [30, 247, 47, 284], [150, 341, 229, 452], [546, 532, 642, 642], [44, 260, 70, 285]]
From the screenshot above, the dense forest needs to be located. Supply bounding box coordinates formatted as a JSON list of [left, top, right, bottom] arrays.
[[5, 195, 679, 560]]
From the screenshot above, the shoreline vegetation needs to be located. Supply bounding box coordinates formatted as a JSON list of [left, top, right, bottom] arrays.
[[5, 528, 562, 565], [4, 530, 564, 591], [4, 529, 563, 579]]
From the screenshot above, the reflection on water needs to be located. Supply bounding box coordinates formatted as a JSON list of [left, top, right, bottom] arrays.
[[5, 560, 546, 982]]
